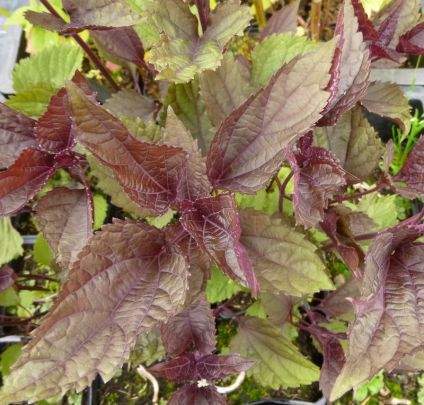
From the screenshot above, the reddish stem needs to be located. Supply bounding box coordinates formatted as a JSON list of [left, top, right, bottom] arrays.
[[40, 0, 120, 91], [277, 170, 294, 213], [195, 0, 208, 33], [331, 183, 384, 204]]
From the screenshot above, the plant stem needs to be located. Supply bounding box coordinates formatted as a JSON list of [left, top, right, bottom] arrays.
[[331, 184, 383, 203], [310, 0, 322, 40], [195, 0, 208, 33], [40, 0, 120, 91], [253, 0, 266, 28], [277, 170, 294, 213]]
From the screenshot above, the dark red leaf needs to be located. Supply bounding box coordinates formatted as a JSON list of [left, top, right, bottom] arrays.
[[288, 134, 352, 228], [25, 10, 65, 31], [0, 266, 16, 292], [0, 103, 37, 168], [34, 187, 93, 271], [91, 27, 144, 67], [196, 354, 254, 381], [397, 21, 424, 54], [161, 296, 216, 357], [66, 81, 187, 214], [181, 194, 259, 294], [0, 149, 55, 216], [36, 71, 94, 154], [149, 353, 197, 383], [168, 384, 226, 405]]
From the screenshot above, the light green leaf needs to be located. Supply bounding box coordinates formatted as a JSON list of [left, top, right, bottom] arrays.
[[5, 82, 57, 118], [245, 301, 267, 319], [0, 288, 20, 307], [146, 210, 175, 229], [93, 194, 108, 231], [230, 317, 320, 389], [34, 234, 54, 267], [145, 0, 250, 83], [251, 33, 317, 88], [240, 209, 334, 296], [206, 267, 243, 303], [1, 344, 22, 377], [12, 43, 83, 94], [0, 218, 24, 267], [164, 79, 213, 154], [345, 193, 399, 229]]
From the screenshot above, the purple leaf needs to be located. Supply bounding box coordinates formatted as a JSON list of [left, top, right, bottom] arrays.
[[36, 71, 94, 154], [288, 134, 352, 228], [161, 296, 216, 357], [397, 21, 424, 55], [149, 353, 197, 383], [0, 266, 16, 292], [330, 224, 424, 400], [168, 384, 226, 405], [34, 187, 93, 272], [394, 136, 424, 197], [319, 0, 370, 126], [196, 353, 254, 381], [66, 81, 187, 214], [91, 27, 145, 67], [181, 194, 259, 294], [0, 103, 37, 168], [0, 220, 189, 403], [206, 41, 336, 193], [259, 0, 300, 39], [25, 10, 65, 32], [0, 149, 55, 216]]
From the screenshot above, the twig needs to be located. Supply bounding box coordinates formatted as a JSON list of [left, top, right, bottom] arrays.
[[216, 372, 246, 394], [330, 183, 384, 204], [253, 0, 266, 28], [195, 0, 208, 33], [137, 365, 159, 405], [40, 0, 120, 91], [277, 170, 294, 213], [310, 0, 322, 41]]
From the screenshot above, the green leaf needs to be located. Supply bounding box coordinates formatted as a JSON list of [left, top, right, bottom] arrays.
[[206, 267, 243, 303], [1, 344, 22, 377], [230, 317, 320, 389], [0, 218, 24, 267], [5, 82, 58, 119], [146, 210, 175, 229], [93, 194, 108, 230], [145, 0, 251, 83], [251, 33, 317, 88], [34, 233, 54, 267], [245, 301, 267, 319], [164, 79, 213, 154], [12, 44, 83, 94], [345, 193, 399, 229], [240, 209, 334, 296], [0, 288, 20, 307]]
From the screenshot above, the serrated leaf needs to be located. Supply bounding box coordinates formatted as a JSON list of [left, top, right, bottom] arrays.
[[251, 33, 317, 88], [0, 104, 36, 168], [361, 81, 411, 134], [240, 208, 333, 296], [35, 188, 93, 271], [397, 21, 424, 54], [259, 0, 300, 39], [163, 108, 211, 201], [330, 226, 424, 400], [66, 81, 187, 214], [261, 292, 298, 326], [103, 89, 156, 123], [12, 44, 83, 94], [206, 266, 243, 303], [35, 71, 94, 154], [0, 149, 55, 217], [149, 352, 253, 382], [207, 40, 335, 193], [165, 79, 213, 155], [91, 27, 144, 67], [230, 317, 320, 389], [168, 384, 225, 405], [161, 295, 216, 356], [181, 194, 259, 294], [145, 0, 250, 83], [5, 83, 58, 119], [199, 52, 253, 127], [289, 135, 351, 228], [0, 220, 189, 403], [319, 0, 370, 126], [394, 136, 424, 197], [61, 0, 141, 34], [132, 328, 165, 367], [33, 234, 55, 267], [315, 107, 383, 180], [93, 194, 108, 230]]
